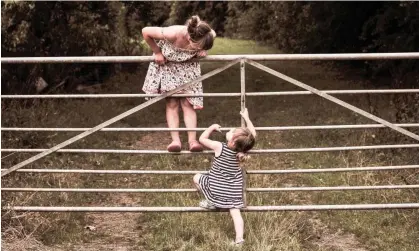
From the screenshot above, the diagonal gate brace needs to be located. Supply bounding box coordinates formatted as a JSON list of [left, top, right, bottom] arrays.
[[1, 59, 242, 177], [245, 59, 419, 142]]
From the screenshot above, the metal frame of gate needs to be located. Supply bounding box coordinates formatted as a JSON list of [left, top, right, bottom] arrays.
[[1, 53, 419, 211]]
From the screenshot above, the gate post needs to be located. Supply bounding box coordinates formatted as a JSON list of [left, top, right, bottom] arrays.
[[240, 59, 248, 207]]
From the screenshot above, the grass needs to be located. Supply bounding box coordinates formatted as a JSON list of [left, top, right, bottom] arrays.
[[1, 37, 419, 250]]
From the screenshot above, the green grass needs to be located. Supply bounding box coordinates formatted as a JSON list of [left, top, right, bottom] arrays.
[[1, 37, 418, 250], [210, 38, 279, 55]]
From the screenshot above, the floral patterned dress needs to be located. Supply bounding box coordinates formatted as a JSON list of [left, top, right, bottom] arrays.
[[142, 37, 203, 109]]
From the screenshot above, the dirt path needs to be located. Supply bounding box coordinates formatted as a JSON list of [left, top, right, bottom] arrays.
[[50, 132, 169, 251], [56, 195, 144, 251], [309, 216, 368, 251]]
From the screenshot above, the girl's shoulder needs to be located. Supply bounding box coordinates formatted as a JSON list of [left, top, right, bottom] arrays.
[[162, 25, 185, 38], [158, 26, 180, 42], [161, 26, 195, 51], [170, 25, 187, 30]]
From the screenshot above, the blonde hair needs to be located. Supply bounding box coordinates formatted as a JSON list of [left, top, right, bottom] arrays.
[[185, 15, 215, 50], [231, 127, 256, 162]]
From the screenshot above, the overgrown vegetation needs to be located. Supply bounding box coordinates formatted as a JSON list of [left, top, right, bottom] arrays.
[[3, 2, 419, 92], [2, 39, 418, 250], [1, 1, 168, 93]]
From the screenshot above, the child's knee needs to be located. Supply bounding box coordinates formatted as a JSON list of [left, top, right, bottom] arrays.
[[180, 98, 192, 107], [166, 98, 179, 109], [193, 173, 201, 184], [229, 208, 242, 218]]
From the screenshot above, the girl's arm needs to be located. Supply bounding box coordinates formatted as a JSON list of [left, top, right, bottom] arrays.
[[240, 108, 256, 137], [199, 124, 223, 156], [196, 50, 207, 57], [141, 26, 180, 64]]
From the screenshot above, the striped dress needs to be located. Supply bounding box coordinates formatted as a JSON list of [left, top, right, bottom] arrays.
[[198, 143, 244, 208]]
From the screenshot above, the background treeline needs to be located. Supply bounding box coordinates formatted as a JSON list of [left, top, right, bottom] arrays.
[[2, 1, 418, 93]]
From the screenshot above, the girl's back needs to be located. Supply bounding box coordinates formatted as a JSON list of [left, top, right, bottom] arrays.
[[211, 143, 242, 182], [207, 143, 244, 208]]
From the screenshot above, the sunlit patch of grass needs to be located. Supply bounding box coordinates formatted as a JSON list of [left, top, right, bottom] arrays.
[[210, 38, 279, 55]]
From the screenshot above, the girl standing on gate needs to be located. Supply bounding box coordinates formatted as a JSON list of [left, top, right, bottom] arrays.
[[142, 15, 216, 152], [193, 108, 257, 246]]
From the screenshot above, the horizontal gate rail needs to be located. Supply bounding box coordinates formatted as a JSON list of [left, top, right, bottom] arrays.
[[4, 203, 419, 212], [247, 165, 419, 174], [2, 144, 419, 154], [2, 185, 419, 193], [2, 52, 419, 64], [2, 164, 417, 174], [2, 89, 419, 99], [2, 124, 419, 132]]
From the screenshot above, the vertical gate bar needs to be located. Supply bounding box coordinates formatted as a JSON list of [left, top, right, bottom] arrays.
[[240, 59, 248, 207], [241, 59, 246, 127]]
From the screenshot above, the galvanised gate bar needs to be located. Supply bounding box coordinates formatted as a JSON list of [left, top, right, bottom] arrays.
[[1, 53, 419, 211]]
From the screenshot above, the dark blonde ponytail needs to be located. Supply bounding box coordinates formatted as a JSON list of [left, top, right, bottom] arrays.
[[231, 128, 256, 163], [187, 15, 200, 35], [236, 152, 251, 163]]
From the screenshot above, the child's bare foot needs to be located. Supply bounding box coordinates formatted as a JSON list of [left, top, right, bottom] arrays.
[[189, 140, 203, 152], [230, 239, 244, 247], [167, 141, 181, 152], [199, 199, 216, 209]]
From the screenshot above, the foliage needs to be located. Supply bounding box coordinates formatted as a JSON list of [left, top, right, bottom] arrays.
[[124, 1, 171, 38], [223, 1, 419, 88], [2, 1, 418, 91], [1, 1, 167, 94], [361, 2, 419, 85], [166, 1, 227, 36]]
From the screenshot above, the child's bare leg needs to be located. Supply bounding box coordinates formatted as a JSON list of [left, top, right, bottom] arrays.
[[180, 98, 203, 151], [193, 173, 202, 190], [166, 98, 181, 143], [229, 208, 244, 243], [180, 98, 197, 141], [193, 173, 206, 201]]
